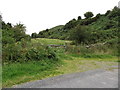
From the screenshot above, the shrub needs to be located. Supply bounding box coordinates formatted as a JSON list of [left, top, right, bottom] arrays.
[[2, 44, 22, 63], [80, 16, 99, 25], [105, 10, 111, 16], [31, 33, 38, 38], [103, 21, 115, 30], [108, 6, 120, 19], [78, 16, 82, 20], [3, 43, 58, 63], [70, 26, 91, 44], [25, 46, 58, 61], [64, 19, 77, 29], [84, 12, 94, 19]]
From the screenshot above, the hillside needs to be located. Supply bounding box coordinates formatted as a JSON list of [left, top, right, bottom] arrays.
[[32, 6, 119, 45]]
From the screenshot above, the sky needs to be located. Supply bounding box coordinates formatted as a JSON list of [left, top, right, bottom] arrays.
[[0, 0, 119, 35]]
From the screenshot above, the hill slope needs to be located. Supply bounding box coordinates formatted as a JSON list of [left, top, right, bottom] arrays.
[[32, 6, 119, 45]]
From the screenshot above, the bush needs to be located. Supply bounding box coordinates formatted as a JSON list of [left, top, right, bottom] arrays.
[[31, 33, 38, 38], [3, 44, 58, 64], [25, 46, 57, 61], [78, 16, 82, 20], [80, 16, 100, 25], [84, 12, 94, 19], [105, 10, 111, 16], [103, 21, 115, 30], [108, 6, 120, 19], [64, 19, 77, 29], [70, 26, 91, 44], [79, 45, 93, 55], [2, 44, 22, 63]]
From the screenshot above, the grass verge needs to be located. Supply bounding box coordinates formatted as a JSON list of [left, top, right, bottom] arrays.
[[57, 56, 118, 74], [3, 53, 118, 88], [2, 59, 62, 88]]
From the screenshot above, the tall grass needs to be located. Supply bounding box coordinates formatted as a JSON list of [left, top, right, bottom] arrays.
[[2, 59, 62, 87], [65, 42, 118, 58]]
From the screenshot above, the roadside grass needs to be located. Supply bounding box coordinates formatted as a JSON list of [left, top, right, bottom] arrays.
[[57, 54, 118, 74], [2, 60, 62, 88], [3, 53, 118, 88], [3, 49, 118, 88]]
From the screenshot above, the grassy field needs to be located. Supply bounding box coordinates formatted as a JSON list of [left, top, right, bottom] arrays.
[[2, 38, 118, 87], [31, 38, 71, 45]]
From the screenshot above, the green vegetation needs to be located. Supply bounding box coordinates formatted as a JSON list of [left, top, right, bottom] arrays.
[[31, 38, 71, 45], [84, 11, 94, 19], [34, 6, 119, 46], [57, 56, 118, 74], [1, 17, 60, 87], [2, 38, 118, 87], [3, 60, 62, 87], [1, 6, 119, 87]]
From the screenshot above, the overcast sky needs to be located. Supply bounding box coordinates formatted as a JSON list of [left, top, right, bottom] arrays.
[[0, 0, 119, 35]]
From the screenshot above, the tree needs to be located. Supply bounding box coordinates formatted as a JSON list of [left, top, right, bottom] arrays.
[[105, 10, 111, 16], [78, 16, 81, 20], [64, 18, 77, 29], [46, 29, 49, 32], [31, 33, 38, 38], [108, 6, 120, 19], [70, 26, 90, 44], [84, 12, 94, 19], [95, 13, 101, 18], [13, 23, 26, 41]]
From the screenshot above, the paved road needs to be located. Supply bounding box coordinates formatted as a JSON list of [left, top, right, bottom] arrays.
[[13, 68, 118, 88]]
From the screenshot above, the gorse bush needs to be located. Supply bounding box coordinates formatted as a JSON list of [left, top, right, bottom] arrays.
[[2, 44, 21, 63], [2, 42, 58, 63], [25, 46, 57, 61]]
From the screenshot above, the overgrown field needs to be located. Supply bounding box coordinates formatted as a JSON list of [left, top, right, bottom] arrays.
[[2, 38, 118, 87]]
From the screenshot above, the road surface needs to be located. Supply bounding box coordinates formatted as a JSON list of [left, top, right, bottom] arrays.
[[13, 67, 118, 88]]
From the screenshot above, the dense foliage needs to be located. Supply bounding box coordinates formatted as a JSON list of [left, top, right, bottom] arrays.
[[2, 20, 57, 64], [84, 12, 94, 19]]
